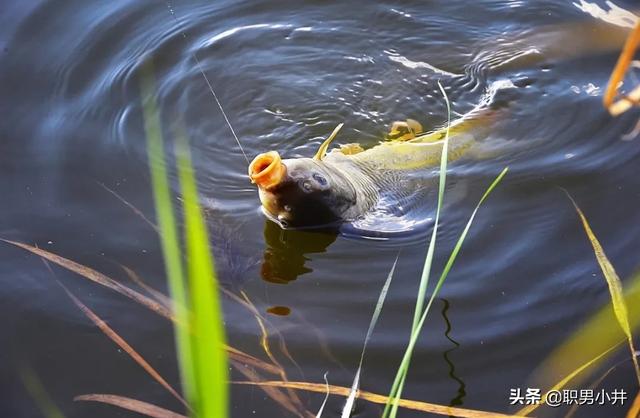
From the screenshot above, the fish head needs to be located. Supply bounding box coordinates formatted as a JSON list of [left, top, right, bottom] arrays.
[[249, 151, 356, 228]]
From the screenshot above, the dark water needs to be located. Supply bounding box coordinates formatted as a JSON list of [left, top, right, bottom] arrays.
[[2, 0, 640, 417]]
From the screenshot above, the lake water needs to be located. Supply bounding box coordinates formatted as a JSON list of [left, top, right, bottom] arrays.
[[1, 0, 640, 417]]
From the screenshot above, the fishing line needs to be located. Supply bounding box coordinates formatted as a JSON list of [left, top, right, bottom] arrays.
[[164, 1, 250, 164]]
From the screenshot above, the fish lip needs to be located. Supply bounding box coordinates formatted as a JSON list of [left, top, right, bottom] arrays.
[[259, 206, 342, 231], [248, 151, 287, 190], [259, 206, 286, 228]]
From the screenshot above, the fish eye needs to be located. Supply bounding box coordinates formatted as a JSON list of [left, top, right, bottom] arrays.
[[312, 173, 327, 186]]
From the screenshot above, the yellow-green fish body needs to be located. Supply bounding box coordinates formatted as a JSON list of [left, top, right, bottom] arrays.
[[248, 106, 496, 228], [332, 111, 493, 171]]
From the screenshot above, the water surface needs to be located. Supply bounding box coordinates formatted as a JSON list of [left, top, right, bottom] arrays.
[[2, 0, 640, 417]]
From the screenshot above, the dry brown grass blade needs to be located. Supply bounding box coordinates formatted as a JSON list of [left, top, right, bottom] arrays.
[[604, 22, 640, 116], [3, 238, 280, 376], [223, 288, 300, 369], [59, 284, 188, 409], [228, 286, 342, 374], [237, 290, 307, 411], [55, 261, 294, 415], [566, 194, 640, 386], [238, 290, 302, 371], [223, 288, 307, 374], [230, 359, 312, 418], [226, 346, 282, 376], [98, 182, 159, 232], [75, 394, 185, 418], [628, 391, 640, 418], [1, 239, 173, 320], [120, 264, 173, 309], [222, 287, 320, 417], [223, 287, 311, 416], [118, 268, 284, 374], [232, 380, 525, 418]]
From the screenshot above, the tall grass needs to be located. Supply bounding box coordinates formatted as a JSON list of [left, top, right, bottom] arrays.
[[19, 365, 66, 418], [516, 194, 640, 417], [141, 58, 228, 418], [340, 256, 399, 417], [566, 192, 640, 386], [383, 83, 508, 418]]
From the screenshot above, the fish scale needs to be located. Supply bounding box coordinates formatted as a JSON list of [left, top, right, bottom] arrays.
[[249, 84, 505, 228], [312, 110, 494, 221]]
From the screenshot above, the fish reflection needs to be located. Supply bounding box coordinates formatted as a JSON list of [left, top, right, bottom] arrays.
[[261, 219, 338, 283], [266, 305, 291, 316]]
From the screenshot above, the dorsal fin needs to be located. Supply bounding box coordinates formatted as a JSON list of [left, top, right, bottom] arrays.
[[313, 123, 344, 160], [386, 119, 423, 142]]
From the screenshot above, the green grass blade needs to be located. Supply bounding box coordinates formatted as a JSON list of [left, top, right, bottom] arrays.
[[175, 127, 229, 417], [517, 342, 622, 417], [140, 59, 196, 409], [386, 168, 509, 418], [565, 191, 640, 387], [341, 255, 399, 417], [518, 269, 640, 416], [383, 81, 452, 418], [411, 81, 451, 329], [20, 365, 66, 418]]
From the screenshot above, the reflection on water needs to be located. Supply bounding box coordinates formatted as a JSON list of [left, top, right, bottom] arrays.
[[441, 298, 467, 408], [266, 305, 292, 316], [261, 219, 337, 283], [3, 0, 640, 417]]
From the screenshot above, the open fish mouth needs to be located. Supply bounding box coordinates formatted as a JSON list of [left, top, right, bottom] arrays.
[[248, 151, 286, 190]]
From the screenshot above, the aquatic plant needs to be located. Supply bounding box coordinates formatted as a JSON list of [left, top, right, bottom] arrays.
[[515, 194, 640, 417], [383, 82, 509, 418], [140, 58, 228, 418], [567, 193, 640, 385], [236, 379, 517, 417], [604, 21, 640, 116], [19, 365, 66, 418], [340, 256, 398, 417]]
